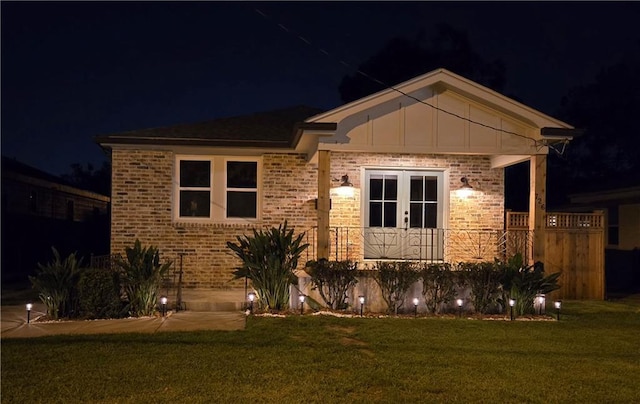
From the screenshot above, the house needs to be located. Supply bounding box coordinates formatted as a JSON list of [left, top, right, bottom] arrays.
[[565, 185, 640, 295], [1, 156, 111, 281], [96, 68, 580, 294]]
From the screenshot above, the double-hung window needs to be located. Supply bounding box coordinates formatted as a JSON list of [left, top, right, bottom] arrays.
[[175, 156, 260, 222]]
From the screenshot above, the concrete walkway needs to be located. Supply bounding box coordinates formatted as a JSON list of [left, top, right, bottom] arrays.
[[1, 303, 246, 339]]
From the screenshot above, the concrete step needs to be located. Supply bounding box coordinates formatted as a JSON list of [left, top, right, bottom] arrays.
[[172, 288, 246, 312]]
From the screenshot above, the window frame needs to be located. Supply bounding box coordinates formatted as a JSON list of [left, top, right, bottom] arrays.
[[173, 155, 261, 223]]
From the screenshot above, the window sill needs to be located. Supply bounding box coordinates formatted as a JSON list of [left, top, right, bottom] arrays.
[[173, 219, 263, 229]]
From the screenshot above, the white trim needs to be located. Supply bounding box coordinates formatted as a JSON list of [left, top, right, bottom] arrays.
[[173, 155, 262, 224]]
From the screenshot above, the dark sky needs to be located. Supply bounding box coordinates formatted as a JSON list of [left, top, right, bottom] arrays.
[[2, 1, 639, 176]]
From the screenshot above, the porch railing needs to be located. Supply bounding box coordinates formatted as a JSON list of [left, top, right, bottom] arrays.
[[302, 227, 533, 264]]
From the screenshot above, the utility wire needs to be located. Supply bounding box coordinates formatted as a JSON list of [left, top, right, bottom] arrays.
[[253, 7, 569, 156]]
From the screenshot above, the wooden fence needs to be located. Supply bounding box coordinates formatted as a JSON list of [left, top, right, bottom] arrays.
[[507, 211, 605, 300]]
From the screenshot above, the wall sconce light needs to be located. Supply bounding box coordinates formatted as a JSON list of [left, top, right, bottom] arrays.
[[413, 297, 419, 317], [299, 294, 306, 315], [457, 177, 473, 198], [333, 174, 353, 187], [554, 300, 561, 321], [509, 298, 516, 321], [160, 296, 168, 317], [358, 295, 365, 317], [26, 303, 33, 324], [456, 298, 464, 318], [248, 292, 256, 314]]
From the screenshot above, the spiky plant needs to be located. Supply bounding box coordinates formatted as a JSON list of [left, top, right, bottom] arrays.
[[29, 247, 83, 320], [115, 239, 172, 317], [228, 221, 308, 312]]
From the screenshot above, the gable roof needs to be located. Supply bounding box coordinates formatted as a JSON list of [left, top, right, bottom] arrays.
[[308, 68, 574, 132], [95, 105, 334, 148]]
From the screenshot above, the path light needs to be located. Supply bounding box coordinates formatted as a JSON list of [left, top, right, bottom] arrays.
[[299, 294, 306, 315], [248, 292, 256, 314], [534, 293, 546, 315], [509, 299, 516, 321], [160, 296, 168, 317], [358, 295, 365, 317], [457, 298, 464, 318], [413, 297, 419, 317], [554, 300, 562, 321], [26, 303, 33, 324]]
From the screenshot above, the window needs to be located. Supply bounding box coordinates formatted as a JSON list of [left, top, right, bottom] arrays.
[[175, 156, 260, 222], [178, 160, 212, 218], [226, 161, 257, 219]]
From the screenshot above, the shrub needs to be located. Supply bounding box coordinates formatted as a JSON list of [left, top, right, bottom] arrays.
[[305, 259, 359, 310], [228, 221, 308, 312], [372, 261, 421, 314], [497, 254, 561, 316], [420, 262, 458, 314], [29, 247, 83, 320], [459, 261, 501, 314], [78, 268, 125, 319], [115, 239, 172, 317]]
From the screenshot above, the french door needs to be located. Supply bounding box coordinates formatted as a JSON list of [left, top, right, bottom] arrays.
[[363, 169, 445, 260]]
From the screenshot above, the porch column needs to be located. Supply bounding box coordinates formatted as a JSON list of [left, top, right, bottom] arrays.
[[529, 154, 547, 263], [317, 150, 331, 259]]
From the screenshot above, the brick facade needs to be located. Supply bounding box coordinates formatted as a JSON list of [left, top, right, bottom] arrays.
[[111, 149, 503, 287]]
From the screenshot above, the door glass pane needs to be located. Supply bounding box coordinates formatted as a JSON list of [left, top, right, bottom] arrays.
[[370, 177, 383, 200], [410, 176, 423, 201], [410, 203, 423, 228], [180, 191, 210, 217], [425, 204, 437, 228], [384, 202, 397, 227], [369, 202, 382, 227], [227, 161, 257, 188], [425, 178, 437, 201], [180, 161, 210, 187], [227, 191, 257, 218], [384, 177, 398, 200]]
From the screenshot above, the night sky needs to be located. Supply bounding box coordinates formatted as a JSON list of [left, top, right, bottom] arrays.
[[2, 1, 639, 176]]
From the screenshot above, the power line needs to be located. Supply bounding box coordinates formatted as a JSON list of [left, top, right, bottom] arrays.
[[253, 7, 569, 156]]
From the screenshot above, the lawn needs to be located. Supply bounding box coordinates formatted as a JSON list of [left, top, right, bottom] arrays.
[[2, 297, 639, 403]]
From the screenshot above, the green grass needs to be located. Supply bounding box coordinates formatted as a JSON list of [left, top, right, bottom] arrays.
[[2, 299, 639, 403]]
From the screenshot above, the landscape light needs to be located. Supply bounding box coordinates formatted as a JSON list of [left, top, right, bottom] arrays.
[[457, 298, 464, 318], [248, 292, 256, 314], [534, 294, 546, 315], [358, 295, 365, 317], [299, 294, 305, 315], [413, 297, 419, 317], [554, 300, 562, 321], [509, 299, 516, 321], [26, 303, 33, 324], [160, 296, 168, 317]]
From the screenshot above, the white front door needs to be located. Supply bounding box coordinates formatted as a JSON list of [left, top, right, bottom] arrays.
[[363, 169, 445, 260]]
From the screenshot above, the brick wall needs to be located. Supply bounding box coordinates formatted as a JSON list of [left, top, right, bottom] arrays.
[[110, 149, 503, 287]]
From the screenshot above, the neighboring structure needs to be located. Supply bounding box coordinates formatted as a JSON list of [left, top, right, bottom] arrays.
[[566, 186, 640, 295], [1, 156, 110, 281], [96, 69, 581, 291]]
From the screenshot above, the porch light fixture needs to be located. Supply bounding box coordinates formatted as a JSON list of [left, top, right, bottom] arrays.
[[333, 174, 353, 187], [456, 298, 464, 318], [299, 294, 306, 315], [554, 300, 562, 321], [248, 292, 256, 314], [413, 297, 419, 317], [26, 303, 33, 324], [160, 296, 168, 317], [509, 298, 516, 321], [457, 177, 473, 198], [358, 295, 365, 317]]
